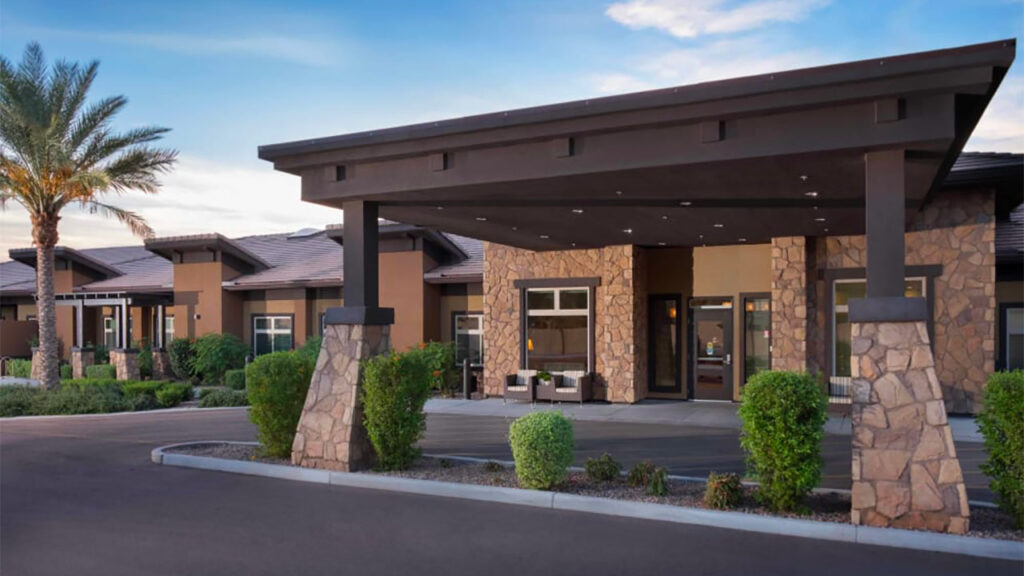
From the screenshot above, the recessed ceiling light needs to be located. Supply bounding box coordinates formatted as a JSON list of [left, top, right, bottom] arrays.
[[539, 234, 550, 239], [661, 215, 669, 221], [824, 228, 830, 233], [815, 217, 827, 222], [572, 208, 584, 214], [658, 242, 667, 246], [615, 190, 623, 196], [622, 228, 633, 234], [713, 223, 724, 228], [475, 217, 487, 222], [738, 238, 747, 242], [804, 191, 819, 198], [679, 201, 692, 206], [436, 206, 444, 210], [800, 175, 808, 182], [571, 242, 577, 247]]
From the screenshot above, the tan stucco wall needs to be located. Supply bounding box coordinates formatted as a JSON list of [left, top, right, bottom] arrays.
[[242, 289, 314, 351], [17, 304, 37, 321], [379, 251, 435, 352], [171, 259, 244, 340], [694, 244, 772, 400], [439, 285, 484, 342]]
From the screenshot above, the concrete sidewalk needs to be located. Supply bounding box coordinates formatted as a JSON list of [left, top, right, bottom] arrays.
[[424, 398, 984, 443]]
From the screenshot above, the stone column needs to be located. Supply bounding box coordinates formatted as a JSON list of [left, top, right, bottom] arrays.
[[30, 347, 41, 380], [110, 349, 140, 381], [151, 349, 172, 380], [770, 236, 811, 371], [71, 347, 95, 379], [850, 321, 969, 534], [291, 322, 390, 471]]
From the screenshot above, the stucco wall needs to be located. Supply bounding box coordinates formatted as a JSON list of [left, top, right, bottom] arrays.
[[483, 242, 645, 402], [439, 284, 484, 342], [645, 247, 693, 400]]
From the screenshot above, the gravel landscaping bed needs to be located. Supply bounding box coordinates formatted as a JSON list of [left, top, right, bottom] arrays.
[[165, 442, 1023, 542]]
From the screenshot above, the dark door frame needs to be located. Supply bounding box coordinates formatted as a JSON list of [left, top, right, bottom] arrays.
[[739, 292, 771, 387], [687, 298, 734, 401], [648, 293, 683, 394], [999, 302, 1023, 370]]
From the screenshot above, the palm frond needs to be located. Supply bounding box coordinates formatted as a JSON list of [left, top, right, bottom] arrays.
[[82, 200, 154, 238]]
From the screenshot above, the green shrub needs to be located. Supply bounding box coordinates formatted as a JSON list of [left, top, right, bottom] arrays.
[[647, 466, 669, 496], [61, 378, 122, 393], [627, 461, 657, 488], [33, 384, 127, 415], [407, 341, 458, 395], [93, 343, 109, 364], [738, 370, 827, 512], [508, 411, 574, 489], [584, 453, 622, 483], [199, 388, 249, 407], [482, 460, 504, 473], [85, 364, 116, 380], [138, 342, 153, 379], [121, 380, 163, 400], [298, 336, 322, 363], [246, 351, 315, 458], [978, 370, 1024, 527], [194, 333, 248, 385], [59, 364, 73, 380], [155, 383, 192, 408], [361, 350, 433, 471], [225, 369, 246, 390], [7, 358, 31, 379], [168, 338, 196, 382], [0, 385, 42, 417], [704, 472, 744, 510]]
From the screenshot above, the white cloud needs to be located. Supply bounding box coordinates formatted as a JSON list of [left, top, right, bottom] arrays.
[[606, 0, 830, 39], [966, 76, 1024, 153], [0, 156, 342, 257]]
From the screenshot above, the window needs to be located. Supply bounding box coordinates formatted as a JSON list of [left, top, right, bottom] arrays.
[[164, 316, 175, 347], [453, 313, 484, 367], [743, 297, 771, 385], [525, 287, 590, 372], [1006, 306, 1024, 371], [103, 316, 117, 349], [320, 313, 327, 335], [832, 278, 925, 377], [253, 315, 294, 356]]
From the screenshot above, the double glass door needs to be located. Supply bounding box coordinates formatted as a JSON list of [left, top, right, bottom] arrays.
[[692, 308, 733, 401]]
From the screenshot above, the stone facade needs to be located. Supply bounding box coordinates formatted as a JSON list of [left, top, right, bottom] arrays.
[[850, 320, 969, 534], [151, 350, 172, 380], [71, 347, 94, 379], [291, 323, 390, 471], [483, 243, 646, 403], [770, 237, 814, 372], [30, 348, 41, 380], [816, 189, 995, 413], [110, 349, 140, 381]]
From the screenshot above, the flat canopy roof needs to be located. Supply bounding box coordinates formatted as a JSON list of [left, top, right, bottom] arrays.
[[260, 39, 1016, 251]]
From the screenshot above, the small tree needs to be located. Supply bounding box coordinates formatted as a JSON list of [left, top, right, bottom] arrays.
[[361, 350, 432, 470], [977, 370, 1024, 527], [0, 43, 176, 388]]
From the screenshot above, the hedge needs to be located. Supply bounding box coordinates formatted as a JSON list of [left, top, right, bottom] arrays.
[[246, 351, 315, 458], [85, 364, 117, 380], [361, 349, 433, 470], [7, 358, 31, 379], [199, 388, 249, 407], [60, 364, 73, 380], [977, 370, 1024, 527], [738, 370, 827, 511], [0, 379, 187, 417], [225, 369, 246, 391], [509, 411, 574, 489], [194, 334, 248, 385]]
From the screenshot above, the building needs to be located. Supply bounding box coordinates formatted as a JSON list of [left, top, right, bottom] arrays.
[[258, 39, 1022, 415], [0, 225, 484, 368]]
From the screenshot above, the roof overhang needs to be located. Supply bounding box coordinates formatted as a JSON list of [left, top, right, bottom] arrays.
[[325, 222, 468, 261], [8, 246, 121, 279], [145, 234, 271, 273], [260, 39, 1016, 251]]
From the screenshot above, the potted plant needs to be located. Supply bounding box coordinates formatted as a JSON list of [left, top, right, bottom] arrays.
[[537, 370, 553, 386]]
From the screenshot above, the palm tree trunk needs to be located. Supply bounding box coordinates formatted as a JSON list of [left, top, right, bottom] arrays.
[[34, 219, 60, 390]]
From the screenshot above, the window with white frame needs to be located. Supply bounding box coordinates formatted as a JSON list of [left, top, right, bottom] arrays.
[[164, 316, 175, 348], [103, 316, 117, 349], [1006, 306, 1024, 371], [525, 287, 590, 372], [453, 313, 483, 367], [832, 278, 925, 377], [253, 315, 294, 356]]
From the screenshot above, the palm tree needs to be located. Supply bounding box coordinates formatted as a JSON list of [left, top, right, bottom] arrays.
[[0, 43, 177, 389]]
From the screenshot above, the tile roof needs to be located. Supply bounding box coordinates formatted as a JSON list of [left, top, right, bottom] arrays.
[[997, 204, 1024, 265], [424, 234, 484, 282]]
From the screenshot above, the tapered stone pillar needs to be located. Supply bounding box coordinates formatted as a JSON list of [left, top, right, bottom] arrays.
[[30, 347, 41, 380], [291, 323, 390, 471], [110, 349, 140, 381], [71, 347, 95, 379], [151, 349, 172, 380]]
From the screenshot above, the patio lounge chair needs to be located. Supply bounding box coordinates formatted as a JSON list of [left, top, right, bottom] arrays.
[[538, 370, 593, 404], [504, 369, 537, 403]]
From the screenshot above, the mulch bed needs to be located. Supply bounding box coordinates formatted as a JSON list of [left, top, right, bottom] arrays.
[[166, 443, 1022, 542]]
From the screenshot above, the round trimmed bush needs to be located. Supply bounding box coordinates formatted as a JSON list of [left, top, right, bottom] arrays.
[[738, 370, 827, 511], [508, 411, 574, 490], [977, 370, 1024, 527], [584, 452, 622, 483], [361, 350, 433, 471], [246, 351, 315, 458]]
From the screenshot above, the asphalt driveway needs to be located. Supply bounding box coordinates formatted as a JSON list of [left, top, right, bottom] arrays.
[[1, 408, 1015, 576]]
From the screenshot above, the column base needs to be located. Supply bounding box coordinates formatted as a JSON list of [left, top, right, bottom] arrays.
[[291, 322, 391, 471], [151, 349, 172, 380], [110, 349, 141, 381], [71, 347, 95, 379], [850, 320, 969, 535]]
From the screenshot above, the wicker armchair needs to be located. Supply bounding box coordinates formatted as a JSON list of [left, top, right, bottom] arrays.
[[537, 371, 593, 404], [503, 369, 537, 403]]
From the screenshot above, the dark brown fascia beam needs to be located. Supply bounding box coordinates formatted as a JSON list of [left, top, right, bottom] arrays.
[[222, 279, 342, 292], [424, 274, 483, 285], [260, 39, 1013, 170]]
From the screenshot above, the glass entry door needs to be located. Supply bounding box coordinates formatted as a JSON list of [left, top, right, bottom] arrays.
[[648, 295, 682, 393], [692, 308, 733, 401]]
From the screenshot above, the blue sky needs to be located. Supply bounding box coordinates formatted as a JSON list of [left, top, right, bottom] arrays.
[[0, 0, 1022, 252]]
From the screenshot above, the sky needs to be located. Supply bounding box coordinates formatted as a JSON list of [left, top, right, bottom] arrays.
[[0, 0, 1021, 255]]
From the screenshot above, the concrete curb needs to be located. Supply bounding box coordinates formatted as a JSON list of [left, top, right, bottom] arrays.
[[5, 406, 249, 422], [152, 442, 1022, 562]]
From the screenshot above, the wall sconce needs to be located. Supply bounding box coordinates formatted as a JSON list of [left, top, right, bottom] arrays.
[[669, 307, 677, 319], [527, 338, 534, 352]]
